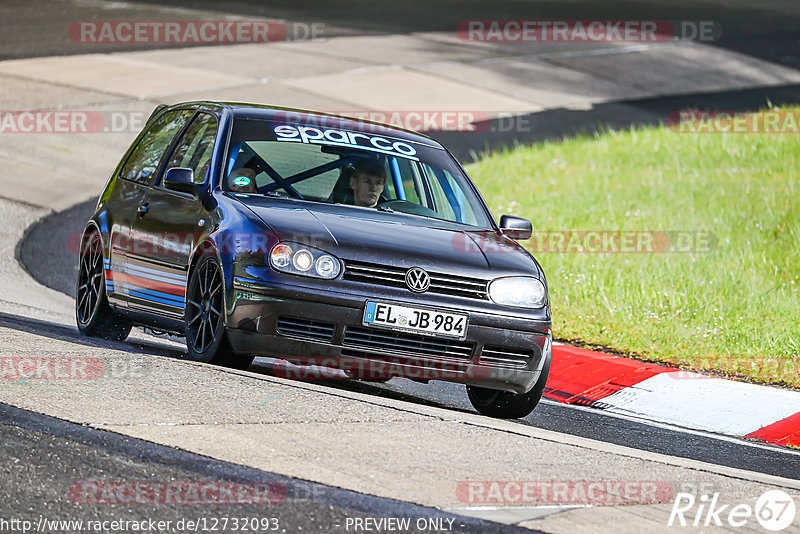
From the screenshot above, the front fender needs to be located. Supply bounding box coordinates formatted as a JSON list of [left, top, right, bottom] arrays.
[[189, 193, 280, 321]]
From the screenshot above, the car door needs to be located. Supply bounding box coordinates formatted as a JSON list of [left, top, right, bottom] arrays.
[[106, 108, 194, 310], [127, 111, 220, 319]]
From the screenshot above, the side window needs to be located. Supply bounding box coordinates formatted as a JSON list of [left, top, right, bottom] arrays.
[[120, 109, 193, 185], [164, 113, 219, 184], [421, 164, 478, 225]]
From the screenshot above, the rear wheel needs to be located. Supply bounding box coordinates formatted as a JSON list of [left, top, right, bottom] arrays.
[[76, 231, 131, 341], [467, 353, 551, 419], [185, 253, 254, 370]]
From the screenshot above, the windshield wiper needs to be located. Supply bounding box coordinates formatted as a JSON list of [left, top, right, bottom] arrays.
[[376, 205, 394, 213]]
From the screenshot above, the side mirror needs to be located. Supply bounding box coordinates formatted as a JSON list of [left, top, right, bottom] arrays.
[[163, 167, 200, 197], [499, 214, 532, 240]]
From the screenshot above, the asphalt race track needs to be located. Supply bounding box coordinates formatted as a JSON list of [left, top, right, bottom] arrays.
[[0, 401, 520, 534], [4, 0, 800, 532]]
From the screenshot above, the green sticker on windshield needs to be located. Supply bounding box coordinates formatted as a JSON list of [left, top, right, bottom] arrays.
[[233, 176, 251, 187]]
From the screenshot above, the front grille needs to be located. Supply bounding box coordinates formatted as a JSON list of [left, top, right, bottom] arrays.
[[276, 317, 335, 342], [480, 346, 534, 369], [343, 326, 474, 360], [343, 260, 488, 300], [340, 347, 471, 375]]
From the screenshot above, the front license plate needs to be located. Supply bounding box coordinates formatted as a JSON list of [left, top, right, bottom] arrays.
[[363, 301, 468, 340]]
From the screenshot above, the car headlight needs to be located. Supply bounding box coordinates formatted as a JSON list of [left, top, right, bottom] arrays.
[[269, 242, 341, 279], [488, 276, 547, 308]]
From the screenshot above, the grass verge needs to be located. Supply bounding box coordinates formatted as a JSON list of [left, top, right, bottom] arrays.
[[467, 108, 800, 387]]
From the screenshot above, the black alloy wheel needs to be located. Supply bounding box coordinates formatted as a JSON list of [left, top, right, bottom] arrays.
[[76, 231, 131, 341], [185, 254, 254, 370]]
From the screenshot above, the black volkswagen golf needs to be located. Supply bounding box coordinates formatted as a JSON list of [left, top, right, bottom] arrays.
[[76, 102, 552, 419]]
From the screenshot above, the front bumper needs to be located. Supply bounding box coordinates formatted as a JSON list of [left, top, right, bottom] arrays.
[[226, 268, 552, 394]]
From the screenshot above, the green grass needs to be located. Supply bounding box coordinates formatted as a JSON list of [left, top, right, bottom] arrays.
[[466, 108, 800, 387]]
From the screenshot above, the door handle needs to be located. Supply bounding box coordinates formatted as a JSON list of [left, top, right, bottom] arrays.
[[137, 202, 149, 218]]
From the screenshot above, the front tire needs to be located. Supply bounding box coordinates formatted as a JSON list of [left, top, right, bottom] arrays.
[[185, 253, 254, 370], [76, 231, 131, 341], [467, 352, 551, 419]]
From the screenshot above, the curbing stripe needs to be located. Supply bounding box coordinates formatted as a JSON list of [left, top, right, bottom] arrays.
[[745, 412, 800, 448], [544, 345, 671, 406], [599, 372, 800, 436], [546, 345, 800, 448]]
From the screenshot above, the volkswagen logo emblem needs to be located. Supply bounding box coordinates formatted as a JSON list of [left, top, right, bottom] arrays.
[[405, 267, 431, 292]]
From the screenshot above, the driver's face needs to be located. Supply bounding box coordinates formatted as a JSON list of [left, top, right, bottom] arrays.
[[349, 172, 385, 207]]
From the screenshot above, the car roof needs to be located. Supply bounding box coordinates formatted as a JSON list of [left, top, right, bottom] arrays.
[[174, 101, 444, 148]]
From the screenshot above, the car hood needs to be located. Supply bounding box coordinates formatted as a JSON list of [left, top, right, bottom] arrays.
[[239, 199, 542, 278]]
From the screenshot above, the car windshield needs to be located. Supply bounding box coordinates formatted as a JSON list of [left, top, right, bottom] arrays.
[[223, 117, 493, 228]]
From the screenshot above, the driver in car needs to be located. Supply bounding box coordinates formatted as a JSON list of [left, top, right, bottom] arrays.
[[349, 158, 386, 208]]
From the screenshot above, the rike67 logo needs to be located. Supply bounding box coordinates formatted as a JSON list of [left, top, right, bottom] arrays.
[[669, 489, 796, 531]]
